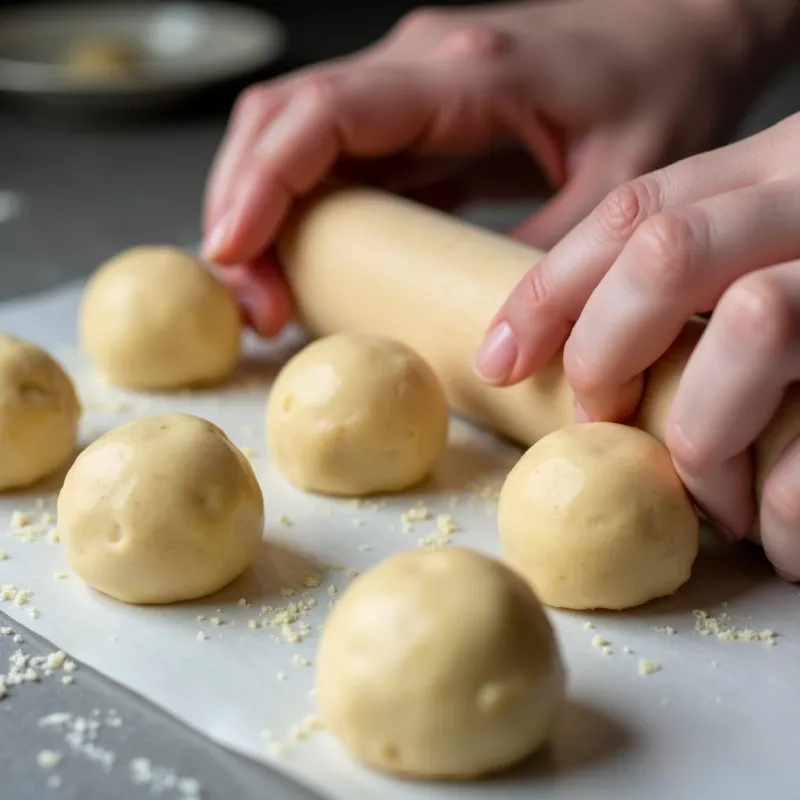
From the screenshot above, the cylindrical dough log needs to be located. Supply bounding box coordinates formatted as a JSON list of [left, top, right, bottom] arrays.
[[278, 186, 798, 538], [279, 187, 572, 445]]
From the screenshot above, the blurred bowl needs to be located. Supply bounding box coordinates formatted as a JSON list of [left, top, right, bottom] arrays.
[[0, 1, 287, 118]]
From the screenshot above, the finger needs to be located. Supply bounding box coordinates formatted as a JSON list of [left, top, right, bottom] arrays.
[[204, 58, 361, 233], [205, 68, 442, 265], [510, 136, 630, 249], [216, 255, 293, 338], [666, 261, 800, 537], [204, 84, 292, 235], [760, 434, 800, 580], [564, 179, 800, 422], [476, 136, 768, 386]]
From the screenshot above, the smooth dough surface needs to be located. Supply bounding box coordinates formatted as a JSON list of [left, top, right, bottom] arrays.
[[499, 422, 699, 611], [0, 334, 80, 491], [316, 547, 566, 779], [80, 246, 241, 390], [57, 413, 264, 604], [266, 333, 448, 496]]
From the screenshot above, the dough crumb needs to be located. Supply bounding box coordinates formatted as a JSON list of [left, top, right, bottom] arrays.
[[278, 515, 293, 527], [653, 625, 677, 635], [637, 658, 661, 676], [268, 742, 287, 758], [401, 503, 430, 531], [582, 621, 594, 630], [0, 550, 7, 561], [591, 635, 609, 649], [692, 609, 776, 644], [36, 750, 62, 769]]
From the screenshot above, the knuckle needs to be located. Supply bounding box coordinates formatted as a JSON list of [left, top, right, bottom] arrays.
[[516, 264, 556, 316], [563, 350, 604, 398], [665, 426, 712, 475], [232, 84, 267, 122], [717, 274, 798, 360], [392, 8, 449, 38], [434, 25, 510, 61], [596, 176, 661, 241], [292, 74, 337, 113], [628, 211, 702, 293]]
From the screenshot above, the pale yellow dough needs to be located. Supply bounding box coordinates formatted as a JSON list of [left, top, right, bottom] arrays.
[[498, 422, 700, 611], [266, 333, 448, 496], [63, 36, 141, 80], [57, 413, 264, 604], [80, 246, 241, 390], [0, 335, 80, 491], [316, 547, 566, 779]]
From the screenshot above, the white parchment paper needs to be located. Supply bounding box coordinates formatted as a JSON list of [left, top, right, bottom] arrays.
[[0, 282, 798, 800]]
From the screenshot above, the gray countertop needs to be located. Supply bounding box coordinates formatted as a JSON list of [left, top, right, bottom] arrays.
[[1, 7, 799, 796]]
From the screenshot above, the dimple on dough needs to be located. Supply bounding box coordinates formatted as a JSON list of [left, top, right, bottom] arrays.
[[0, 334, 80, 491], [266, 333, 448, 497], [80, 246, 241, 390], [316, 547, 566, 779], [499, 422, 700, 611], [57, 413, 264, 604]]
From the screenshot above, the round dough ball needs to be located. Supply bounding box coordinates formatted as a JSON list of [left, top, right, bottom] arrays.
[[80, 246, 241, 390], [266, 333, 448, 496], [63, 36, 140, 80], [316, 547, 566, 779], [0, 335, 80, 491], [499, 422, 699, 611], [57, 413, 263, 604]]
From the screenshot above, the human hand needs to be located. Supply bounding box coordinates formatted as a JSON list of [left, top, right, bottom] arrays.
[[203, 0, 767, 336], [477, 111, 800, 578]]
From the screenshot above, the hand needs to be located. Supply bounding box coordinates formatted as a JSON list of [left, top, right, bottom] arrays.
[[478, 111, 800, 578], [203, 0, 766, 336]]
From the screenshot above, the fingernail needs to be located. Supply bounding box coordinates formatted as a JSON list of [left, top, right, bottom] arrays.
[[473, 321, 517, 384], [775, 568, 800, 583], [203, 209, 234, 261], [573, 398, 592, 424]]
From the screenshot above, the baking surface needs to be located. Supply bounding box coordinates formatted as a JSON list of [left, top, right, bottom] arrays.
[[0, 282, 798, 800]]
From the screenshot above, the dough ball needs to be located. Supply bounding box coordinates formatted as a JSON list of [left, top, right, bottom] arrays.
[[498, 422, 699, 611], [316, 547, 566, 779], [0, 335, 80, 491], [57, 413, 263, 604], [267, 333, 448, 496], [63, 36, 140, 80], [80, 246, 241, 390]]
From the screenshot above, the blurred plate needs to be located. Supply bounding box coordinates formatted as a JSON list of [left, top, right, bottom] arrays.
[[0, 1, 287, 115]]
